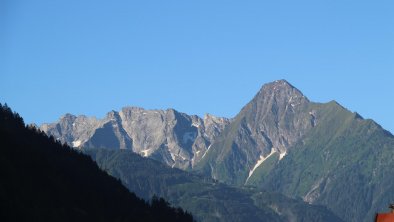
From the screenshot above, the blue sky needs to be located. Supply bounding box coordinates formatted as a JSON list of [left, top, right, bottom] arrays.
[[1, 0, 393, 133]]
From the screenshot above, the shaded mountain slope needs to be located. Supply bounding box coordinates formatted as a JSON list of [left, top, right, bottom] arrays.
[[83, 148, 344, 222], [0, 103, 194, 222]]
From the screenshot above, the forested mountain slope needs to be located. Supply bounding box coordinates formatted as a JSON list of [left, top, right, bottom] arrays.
[[258, 101, 394, 222], [0, 103, 194, 222]]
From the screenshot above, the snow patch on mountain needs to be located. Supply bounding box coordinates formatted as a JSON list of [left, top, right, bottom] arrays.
[[72, 140, 82, 148], [246, 149, 277, 183], [201, 144, 212, 159], [279, 151, 287, 160], [141, 148, 154, 157]]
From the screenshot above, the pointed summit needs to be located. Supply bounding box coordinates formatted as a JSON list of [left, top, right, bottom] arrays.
[[60, 113, 77, 122], [269, 79, 294, 87], [245, 80, 309, 118], [195, 80, 314, 185], [255, 79, 307, 103], [260, 79, 295, 90]]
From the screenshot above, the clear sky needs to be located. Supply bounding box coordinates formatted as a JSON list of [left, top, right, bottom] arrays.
[[1, 0, 393, 133]]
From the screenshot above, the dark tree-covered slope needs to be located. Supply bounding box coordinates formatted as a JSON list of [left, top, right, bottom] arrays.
[[0, 103, 194, 222]]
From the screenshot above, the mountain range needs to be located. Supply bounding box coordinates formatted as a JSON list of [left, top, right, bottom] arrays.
[[0, 101, 343, 222], [41, 107, 229, 170], [41, 80, 394, 222]]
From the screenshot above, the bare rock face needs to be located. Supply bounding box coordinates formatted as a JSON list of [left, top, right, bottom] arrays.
[[40, 108, 230, 170], [41, 114, 101, 148], [85, 111, 132, 150], [241, 79, 313, 155], [194, 80, 317, 185]]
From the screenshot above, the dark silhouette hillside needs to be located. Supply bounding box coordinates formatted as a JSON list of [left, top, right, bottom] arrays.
[[0, 103, 194, 222]]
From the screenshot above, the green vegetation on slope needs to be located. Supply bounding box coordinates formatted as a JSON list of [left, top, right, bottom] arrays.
[[245, 152, 279, 185], [259, 101, 394, 222], [193, 98, 394, 222], [84, 148, 344, 222], [193, 114, 255, 186]]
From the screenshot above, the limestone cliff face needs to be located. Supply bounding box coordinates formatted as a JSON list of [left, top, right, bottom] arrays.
[[41, 108, 229, 170]]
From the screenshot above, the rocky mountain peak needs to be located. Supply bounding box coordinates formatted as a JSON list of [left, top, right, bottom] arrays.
[[203, 113, 229, 125], [265, 79, 294, 88], [240, 79, 311, 131], [195, 80, 316, 185], [41, 106, 230, 170], [60, 113, 77, 122], [121, 106, 145, 112], [254, 79, 308, 106], [105, 110, 120, 120]]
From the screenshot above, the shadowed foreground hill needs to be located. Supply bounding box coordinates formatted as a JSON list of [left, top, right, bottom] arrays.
[[0, 103, 194, 222]]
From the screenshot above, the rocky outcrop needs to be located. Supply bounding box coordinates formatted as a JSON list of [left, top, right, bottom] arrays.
[[41, 108, 230, 169]]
